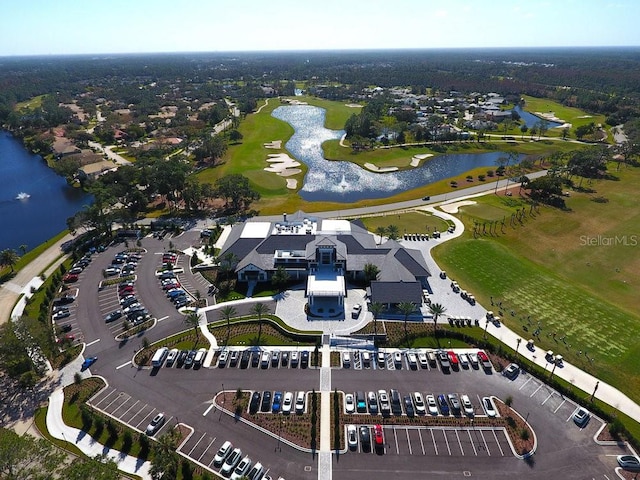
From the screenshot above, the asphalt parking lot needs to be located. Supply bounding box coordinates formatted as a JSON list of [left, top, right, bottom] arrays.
[[72, 234, 627, 480]]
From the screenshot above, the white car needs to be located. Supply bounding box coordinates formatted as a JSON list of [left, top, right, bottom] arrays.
[[393, 351, 403, 366], [145, 412, 165, 436], [230, 455, 252, 480], [342, 352, 350, 367], [347, 424, 358, 449], [344, 393, 355, 414], [458, 353, 470, 368], [417, 352, 428, 369], [378, 389, 391, 415], [407, 352, 418, 369], [468, 352, 479, 368], [426, 394, 439, 415], [220, 448, 242, 477], [412, 392, 426, 414], [460, 394, 474, 416], [282, 392, 293, 414], [165, 348, 179, 367], [218, 349, 229, 367], [295, 391, 305, 413], [482, 396, 497, 417], [213, 440, 233, 467]]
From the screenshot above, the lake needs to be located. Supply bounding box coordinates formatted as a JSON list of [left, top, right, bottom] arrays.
[[0, 130, 92, 252], [272, 105, 523, 203]]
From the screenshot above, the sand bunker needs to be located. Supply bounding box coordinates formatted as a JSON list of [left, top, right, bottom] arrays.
[[264, 153, 302, 188], [364, 162, 399, 172], [345, 103, 362, 108], [264, 140, 282, 149], [410, 153, 433, 167], [282, 99, 308, 106], [535, 111, 563, 123], [440, 200, 477, 214], [286, 179, 298, 189]]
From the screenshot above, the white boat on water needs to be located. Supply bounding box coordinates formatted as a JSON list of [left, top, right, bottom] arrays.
[[16, 192, 30, 200]]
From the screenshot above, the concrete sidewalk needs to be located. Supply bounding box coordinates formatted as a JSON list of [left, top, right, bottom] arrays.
[[46, 388, 151, 479]]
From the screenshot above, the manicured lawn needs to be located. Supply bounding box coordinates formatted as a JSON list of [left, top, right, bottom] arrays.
[[432, 164, 640, 402], [521, 95, 607, 133], [15, 94, 46, 111], [359, 211, 450, 235]]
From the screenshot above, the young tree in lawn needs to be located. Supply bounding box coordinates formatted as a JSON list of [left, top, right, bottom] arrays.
[[251, 302, 270, 346], [184, 311, 200, 346], [386, 224, 400, 241], [219, 305, 237, 346], [375, 226, 387, 245], [398, 301, 416, 346], [428, 303, 447, 345], [369, 302, 385, 345]]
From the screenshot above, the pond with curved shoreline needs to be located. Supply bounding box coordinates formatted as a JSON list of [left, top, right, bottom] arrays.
[[272, 105, 523, 203]]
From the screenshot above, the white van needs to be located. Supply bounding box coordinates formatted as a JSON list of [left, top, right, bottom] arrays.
[[151, 347, 169, 368], [194, 348, 207, 367]]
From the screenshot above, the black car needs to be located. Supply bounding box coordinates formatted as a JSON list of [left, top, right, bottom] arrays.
[[301, 351, 309, 368], [281, 351, 289, 366], [359, 426, 371, 451], [403, 395, 415, 417], [249, 391, 261, 414], [240, 350, 251, 369], [390, 389, 403, 415], [59, 324, 72, 333], [53, 295, 75, 306], [251, 350, 260, 368], [176, 350, 188, 368], [260, 391, 272, 412], [104, 310, 123, 323], [184, 350, 197, 368]]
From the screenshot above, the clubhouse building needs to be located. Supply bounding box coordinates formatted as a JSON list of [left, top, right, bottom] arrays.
[[219, 211, 431, 317]]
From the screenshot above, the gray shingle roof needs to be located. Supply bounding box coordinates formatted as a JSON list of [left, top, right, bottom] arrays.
[[370, 281, 423, 304]]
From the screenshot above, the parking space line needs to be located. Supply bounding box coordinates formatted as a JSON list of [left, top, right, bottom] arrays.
[[203, 402, 215, 416], [104, 393, 125, 410], [442, 429, 451, 456], [128, 403, 148, 425], [120, 400, 140, 419], [111, 395, 132, 414], [455, 430, 464, 455], [530, 383, 544, 398], [554, 399, 566, 413], [467, 430, 477, 456], [92, 388, 117, 408], [430, 428, 438, 455], [566, 409, 577, 422], [492, 430, 504, 456], [480, 429, 490, 455], [188, 433, 207, 456], [392, 427, 399, 454], [541, 392, 555, 405], [405, 428, 412, 455], [418, 429, 425, 455], [518, 377, 533, 390], [155, 415, 173, 436], [116, 361, 132, 370], [157, 315, 169, 323], [136, 408, 156, 429], [198, 437, 216, 462]]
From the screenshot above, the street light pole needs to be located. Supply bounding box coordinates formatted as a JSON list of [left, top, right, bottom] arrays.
[[515, 338, 522, 359], [549, 359, 557, 379], [590, 381, 599, 402], [484, 319, 489, 339]]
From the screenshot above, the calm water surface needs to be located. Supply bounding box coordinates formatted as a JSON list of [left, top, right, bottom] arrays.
[[272, 105, 523, 203], [0, 130, 91, 251]]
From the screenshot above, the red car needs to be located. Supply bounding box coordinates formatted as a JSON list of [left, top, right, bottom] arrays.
[[447, 350, 459, 367], [63, 273, 79, 283], [119, 285, 134, 295], [56, 334, 75, 344], [374, 424, 384, 450], [477, 351, 492, 370]]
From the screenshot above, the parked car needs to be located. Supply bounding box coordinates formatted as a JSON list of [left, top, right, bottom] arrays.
[[282, 392, 293, 414], [351, 304, 362, 318], [165, 348, 179, 367], [261, 351, 271, 368], [437, 350, 450, 370], [447, 351, 459, 369], [477, 351, 492, 370], [271, 350, 280, 367], [468, 352, 479, 368], [230, 455, 252, 480], [342, 352, 350, 367], [53, 295, 75, 306], [260, 391, 272, 412], [145, 413, 165, 436], [407, 352, 418, 369], [290, 351, 299, 367], [412, 392, 426, 415], [59, 323, 72, 333], [301, 350, 309, 368], [347, 424, 358, 449], [272, 391, 282, 413], [63, 273, 79, 283], [426, 394, 439, 415], [52, 310, 71, 321], [503, 363, 520, 380], [213, 441, 233, 467], [417, 352, 428, 369], [482, 396, 497, 417], [176, 350, 188, 367], [104, 310, 122, 323], [573, 407, 590, 427], [373, 424, 384, 450], [460, 394, 474, 416], [437, 394, 450, 415], [378, 390, 391, 416], [403, 395, 415, 417], [220, 448, 242, 477], [356, 391, 367, 413], [458, 353, 470, 369], [393, 351, 403, 367], [359, 425, 371, 451], [617, 455, 640, 470], [249, 391, 261, 414], [447, 393, 461, 415], [246, 461, 264, 480], [345, 393, 355, 414], [367, 391, 378, 415], [218, 349, 229, 367], [183, 350, 196, 368], [295, 391, 306, 414], [56, 334, 75, 344]]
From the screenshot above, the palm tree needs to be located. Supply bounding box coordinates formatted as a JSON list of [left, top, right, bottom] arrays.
[[184, 311, 201, 346], [219, 305, 237, 346], [374, 226, 387, 245], [251, 302, 270, 346], [386, 224, 400, 241], [397, 301, 416, 346], [0, 249, 19, 272], [428, 303, 447, 344], [369, 302, 384, 345], [363, 263, 380, 286]]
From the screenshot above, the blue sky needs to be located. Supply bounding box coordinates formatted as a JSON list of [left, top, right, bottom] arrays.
[[2, 0, 639, 56]]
